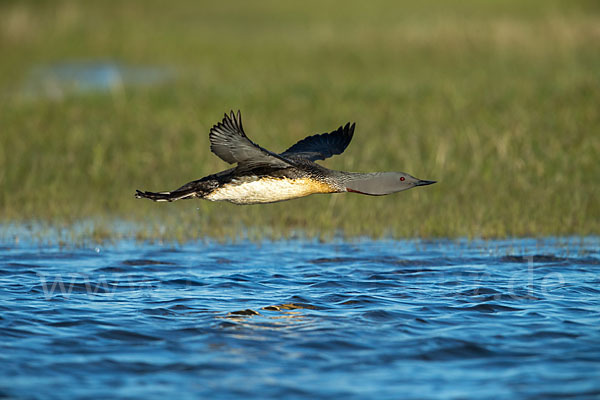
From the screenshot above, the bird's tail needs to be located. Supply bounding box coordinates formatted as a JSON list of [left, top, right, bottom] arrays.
[[136, 177, 216, 202], [135, 188, 197, 202]]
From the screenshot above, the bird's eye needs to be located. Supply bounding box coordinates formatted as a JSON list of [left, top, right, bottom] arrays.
[[400, 177, 405, 181]]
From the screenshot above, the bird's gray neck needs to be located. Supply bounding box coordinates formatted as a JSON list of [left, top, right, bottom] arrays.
[[331, 171, 384, 183], [327, 171, 386, 192]]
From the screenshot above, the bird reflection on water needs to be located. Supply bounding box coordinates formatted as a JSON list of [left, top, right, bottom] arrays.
[[222, 303, 317, 331]]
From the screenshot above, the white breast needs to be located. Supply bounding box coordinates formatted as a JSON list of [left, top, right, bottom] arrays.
[[205, 176, 333, 205]]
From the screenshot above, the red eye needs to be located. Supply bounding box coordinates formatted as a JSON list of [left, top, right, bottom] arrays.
[[400, 177, 405, 181]]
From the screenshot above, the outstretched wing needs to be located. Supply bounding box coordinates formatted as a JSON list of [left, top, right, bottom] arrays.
[[209, 110, 293, 169], [281, 122, 355, 162]]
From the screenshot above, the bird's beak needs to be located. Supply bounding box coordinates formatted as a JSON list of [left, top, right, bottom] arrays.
[[415, 180, 436, 186]]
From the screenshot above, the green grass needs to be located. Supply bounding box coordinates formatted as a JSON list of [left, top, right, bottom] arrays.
[[1, 0, 599, 241]]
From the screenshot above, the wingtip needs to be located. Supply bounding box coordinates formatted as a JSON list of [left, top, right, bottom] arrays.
[[345, 122, 356, 138], [236, 109, 243, 130], [221, 109, 243, 131], [226, 109, 241, 120]]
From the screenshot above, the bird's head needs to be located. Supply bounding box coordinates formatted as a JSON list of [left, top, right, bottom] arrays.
[[345, 172, 436, 196]]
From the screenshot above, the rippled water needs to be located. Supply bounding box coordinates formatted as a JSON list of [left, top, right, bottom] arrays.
[[1, 238, 599, 399]]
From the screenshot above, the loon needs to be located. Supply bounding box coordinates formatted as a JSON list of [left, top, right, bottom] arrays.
[[135, 111, 435, 205]]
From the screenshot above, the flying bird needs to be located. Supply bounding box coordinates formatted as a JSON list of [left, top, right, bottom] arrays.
[[135, 111, 435, 205]]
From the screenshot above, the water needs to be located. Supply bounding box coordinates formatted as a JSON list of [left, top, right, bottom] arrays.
[[21, 61, 172, 100], [1, 238, 599, 399]]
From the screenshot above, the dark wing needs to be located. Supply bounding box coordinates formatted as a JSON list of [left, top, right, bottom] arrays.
[[280, 122, 355, 162], [209, 110, 293, 169]]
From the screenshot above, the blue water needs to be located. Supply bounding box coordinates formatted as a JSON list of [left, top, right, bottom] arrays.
[[1, 238, 599, 399], [21, 61, 172, 99]]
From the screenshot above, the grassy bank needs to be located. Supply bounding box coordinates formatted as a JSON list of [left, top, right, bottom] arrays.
[[1, 0, 599, 241]]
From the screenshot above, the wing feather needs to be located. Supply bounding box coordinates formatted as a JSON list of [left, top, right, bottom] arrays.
[[281, 122, 355, 161], [209, 110, 293, 169]]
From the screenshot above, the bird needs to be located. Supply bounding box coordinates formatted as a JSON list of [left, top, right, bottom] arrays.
[[135, 110, 435, 205]]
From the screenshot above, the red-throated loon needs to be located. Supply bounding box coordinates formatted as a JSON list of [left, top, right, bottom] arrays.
[[135, 111, 436, 205]]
